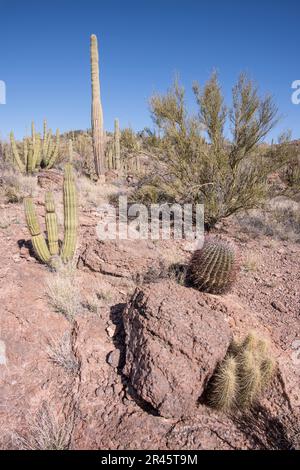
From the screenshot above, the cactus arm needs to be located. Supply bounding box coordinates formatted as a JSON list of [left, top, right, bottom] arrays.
[[46, 129, 59, 169], [31, 121, 36, 145], [60, 164, 78, 263], [32, 133, 41, 171], [23, 138, 28, 171], [43, 128, 52, 165], [68, 139, 73, 163], [27, 141, 35, 173], [10, 132, 26, 173], [45, 191, 59, 255], [24, 198, 51, 264]]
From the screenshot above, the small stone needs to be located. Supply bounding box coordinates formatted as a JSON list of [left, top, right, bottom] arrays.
[[95, 387, 103, 397], [271, 300, 285, 313], [20, 247, 29, 259], [106, 325, 116, 338], [107, 349, 120, 368], [12, 254, 20, 263], [113, 383, 123, 395], [0, 340, 7, 366]]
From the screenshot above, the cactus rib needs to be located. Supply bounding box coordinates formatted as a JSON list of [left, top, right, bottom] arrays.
[[45, 192, 59, 255]]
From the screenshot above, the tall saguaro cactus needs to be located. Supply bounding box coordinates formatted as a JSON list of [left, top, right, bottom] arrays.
[[114, 118, 121, 171], [90, 34, 105, 178]]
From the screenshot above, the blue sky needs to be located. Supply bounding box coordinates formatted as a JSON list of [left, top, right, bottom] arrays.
[[0, 0, 300, 140]]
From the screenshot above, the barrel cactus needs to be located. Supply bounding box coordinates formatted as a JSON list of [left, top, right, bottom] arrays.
[[24, 164, 78, 267], [187, 237, 239, 294]]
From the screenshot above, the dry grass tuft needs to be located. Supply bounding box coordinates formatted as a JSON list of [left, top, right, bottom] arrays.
[[47, 331, 79, 374], [243, 252, 259, 272], [0, 170, 37, 203], [13, 402, 74, 450], [236, 198, 300, 243], [78, 176, 118, 209], [46, 266, 81, 321]]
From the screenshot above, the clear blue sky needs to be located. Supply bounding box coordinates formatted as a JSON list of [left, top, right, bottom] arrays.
[[1, 0, 300, 140]]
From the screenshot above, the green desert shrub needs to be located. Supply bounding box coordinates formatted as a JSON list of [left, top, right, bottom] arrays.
[[142, 74, 292, 229], [208, 332, 276, 412]]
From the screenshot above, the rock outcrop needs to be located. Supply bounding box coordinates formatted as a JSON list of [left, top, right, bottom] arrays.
[[123, 280, 232, 418]]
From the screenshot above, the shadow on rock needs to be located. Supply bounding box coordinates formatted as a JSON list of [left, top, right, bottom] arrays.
[[109, 302, 159, 416]]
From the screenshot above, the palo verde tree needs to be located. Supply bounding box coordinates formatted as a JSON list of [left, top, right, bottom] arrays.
[[146, 73, 290, 229]]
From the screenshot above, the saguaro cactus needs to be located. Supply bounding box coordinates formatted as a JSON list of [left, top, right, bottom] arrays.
[[24, 164, 78, 267], [114, 118, 121, 171], [90, 34, 105, 178]]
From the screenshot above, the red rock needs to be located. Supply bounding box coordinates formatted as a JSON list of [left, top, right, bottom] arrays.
[[123, 281, 232, 418]]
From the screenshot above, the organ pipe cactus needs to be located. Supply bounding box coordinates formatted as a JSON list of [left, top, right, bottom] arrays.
[[24, 164, 78, 267], [90, 34, 105, 178], [187, 237, 239, 294], [10, 120, 60, 174]]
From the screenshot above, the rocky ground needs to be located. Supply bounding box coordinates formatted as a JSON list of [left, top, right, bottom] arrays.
[[0, 178, 299, 450]]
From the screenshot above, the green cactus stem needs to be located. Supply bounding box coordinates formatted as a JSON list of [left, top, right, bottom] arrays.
[[10, 132, 26, 173], [60, 164, 78, 263], [24, 198, 51, 264], [45, 191, 59, 256], [45, 128, 60, 169], [207, 332, 277, 413]]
